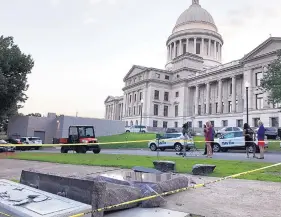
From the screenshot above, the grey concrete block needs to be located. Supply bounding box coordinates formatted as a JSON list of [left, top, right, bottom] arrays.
[[153, 161, 176, 173], [192, 164, 216, 176]]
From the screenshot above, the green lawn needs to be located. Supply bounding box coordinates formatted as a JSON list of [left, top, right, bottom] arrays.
[[9, 153, 281, 182], [97, 133, 281, 152]]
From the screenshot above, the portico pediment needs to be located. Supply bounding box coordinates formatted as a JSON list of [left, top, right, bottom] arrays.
[[242, 37, 281, 62], [123, 65, 148, 81], [104, 96, 114, 103]]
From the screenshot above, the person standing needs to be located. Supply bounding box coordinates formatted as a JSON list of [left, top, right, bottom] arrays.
[[203, 124, 207, 155], [243, 123, 256, 158], [257, 121, 266, 159], [205, 122, 213, 158]]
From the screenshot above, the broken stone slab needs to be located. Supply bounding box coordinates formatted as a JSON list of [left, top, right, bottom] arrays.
[[87, 175, 131, 186], [104, 182, 141, 211], [132, 166, 162, 174], [133, 182, 166, 208], [159, 176, 191, 195], [153, 161, 176, 173], [192, 164, 216, 176]]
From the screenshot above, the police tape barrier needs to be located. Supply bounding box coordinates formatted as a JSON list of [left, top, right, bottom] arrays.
[[0, 139, 279, 147], [68, 162, 281, 217], [0, 211, 11, 217]]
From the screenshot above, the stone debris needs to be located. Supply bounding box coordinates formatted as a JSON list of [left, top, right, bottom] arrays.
[[192, 164, 216, 176], [153, 161, 176, 173], [159, 176, 191, 195]]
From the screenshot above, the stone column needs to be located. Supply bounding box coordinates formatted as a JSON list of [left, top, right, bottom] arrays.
[[214, 41, 217, 59], [186, 38, 189, 53], [218, 80, 222, 113], [167, 45, 170, 61], [206, 82, 210, 114], [195, 85, 199, 115], [219, 44, 222, 61], [169, 44, 172, 61], [232, 76, 236, 113], [208, 39, 211, 56], [174, 41, 177, 58], [185, 86, 190, 116], [179, 39, 182, 56], [201, 38, 204, 55], [193, 38, 197, 54]]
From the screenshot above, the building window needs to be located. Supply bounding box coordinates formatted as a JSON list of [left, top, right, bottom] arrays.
[[210, 121, 214, 127], [175, 105, 178, 117], [222, 120, 228, 127], [175, 92, 179, 97], [215, 103, 218, 113], [230, 83, 232, 95], [129, 95, 132, 103], [164, 106, 169, 117], [156, 73, 160, 78], [198, 121, 203, 128], [228, 101, 232, 113], [134, 94, 137, 102], [256, 72, 263, 86], [183, 44, 187, 54], [271, 117, 279, 127], [174, 122, 178, 128], [237, 119, 243, 128], [253, 118, 260, 127], [163, 121, 168, 128], [133, 106, 136, 115], [176, 74, 180, 78], [209, 104, 212, 114], [154, 90, 159, 100], [128, 108, 131, 116], [153, 120, 158, 127], [256, 94, 263, 110], [125, 121, 128, 127], [204, 104, 207, 114], [154, 104, 159, 116], [196, 43, 200, 54], [165, 75, 170, 80], [222, 102, 225, 113], [198, 105, 201, 115], [139, 92, 143, 101], [164, 92, 169, 101], [236, 100, 238, 111]]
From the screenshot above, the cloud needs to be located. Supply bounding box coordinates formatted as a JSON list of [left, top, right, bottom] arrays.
[[83, 17, 98, 25]]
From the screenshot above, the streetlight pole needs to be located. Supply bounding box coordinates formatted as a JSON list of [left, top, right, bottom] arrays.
[[246, 87, 249, 124], [245, 81, 250, 124], [140, 99, 144, 133]]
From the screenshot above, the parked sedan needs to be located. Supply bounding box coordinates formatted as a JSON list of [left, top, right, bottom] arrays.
[[213, 131, 268, 153], [148, 133, 194, 152], [0, 140, 16, 153]]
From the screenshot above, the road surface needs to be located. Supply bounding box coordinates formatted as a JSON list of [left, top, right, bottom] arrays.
[[30, 148, 281, 163]]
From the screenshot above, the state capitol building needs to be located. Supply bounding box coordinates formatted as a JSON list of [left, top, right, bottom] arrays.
[[104, 0, 281, 130]]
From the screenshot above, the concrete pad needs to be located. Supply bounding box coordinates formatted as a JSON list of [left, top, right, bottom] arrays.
[[105, 208, 190, 217]]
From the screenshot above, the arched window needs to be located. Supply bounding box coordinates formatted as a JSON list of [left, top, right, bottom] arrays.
[[125, 121, 128, 127], [135, 120, 138, 126], [130, 121, 133, 126]]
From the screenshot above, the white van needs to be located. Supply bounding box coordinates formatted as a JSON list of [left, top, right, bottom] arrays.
[[125, 125, 147, 133]]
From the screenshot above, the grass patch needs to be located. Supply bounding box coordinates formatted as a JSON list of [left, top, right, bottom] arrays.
[[9, 153, 281, 182]]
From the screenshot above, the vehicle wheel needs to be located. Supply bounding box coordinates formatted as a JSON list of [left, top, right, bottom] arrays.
[[174, 143, 183, 152], [61, 147, 68, 153], [126, 130, 130, 133], [93, 149, 101, 154], [150, 143, 157, 151], [141, 130, 146, 133], [221, 148, 228, 152], [77, 146, 87, 154], [213, 143, 221, 152], [160, 148, 166, 151]]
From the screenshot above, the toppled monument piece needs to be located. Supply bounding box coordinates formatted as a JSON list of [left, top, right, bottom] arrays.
[[133, 182, 166, 208], [132, 166, 162, 174], [192, 164, 216, 175], [153, 161, 176, 173], [159, 176, 191, 195]]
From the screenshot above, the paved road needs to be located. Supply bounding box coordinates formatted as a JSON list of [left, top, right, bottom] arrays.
[[32, 148, 281, 163]]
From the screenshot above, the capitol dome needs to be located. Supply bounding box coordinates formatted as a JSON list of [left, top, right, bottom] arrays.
[[173, 0, 217, 33]]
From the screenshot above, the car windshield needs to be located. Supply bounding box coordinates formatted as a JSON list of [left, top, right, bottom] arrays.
[[29, 137, 40, 141], [165, 133, 181, 139], [78, 127, 95, 138]]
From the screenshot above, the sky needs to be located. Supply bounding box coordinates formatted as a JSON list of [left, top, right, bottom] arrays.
[[1, 0, 281, 118]]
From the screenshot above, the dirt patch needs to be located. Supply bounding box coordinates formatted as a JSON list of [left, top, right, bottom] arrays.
[[1, 159, 281, 217]]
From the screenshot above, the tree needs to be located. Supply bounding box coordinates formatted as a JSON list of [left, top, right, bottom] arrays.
[[0, 36, 34, 132], [27, 113, 42, 117], [260, 50, 281, 104]]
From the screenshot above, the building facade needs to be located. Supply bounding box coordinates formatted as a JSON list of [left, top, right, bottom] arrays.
[[104, 0, 281, 130], [7, 113, 125, 144]]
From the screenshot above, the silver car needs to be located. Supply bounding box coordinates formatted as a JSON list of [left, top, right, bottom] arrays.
[[216, 127, 243, 138]]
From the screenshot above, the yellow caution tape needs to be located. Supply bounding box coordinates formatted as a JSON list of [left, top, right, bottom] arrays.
[[0, 139, 277, 147], [0, 211, 12, 217], [68, 162, 281, 217]]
